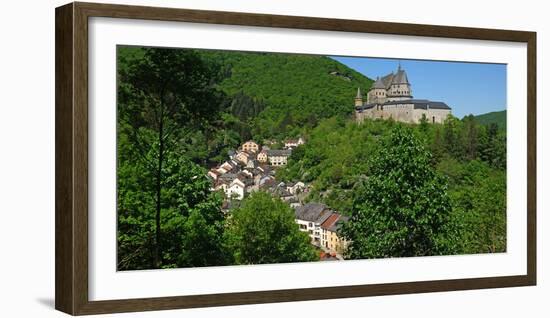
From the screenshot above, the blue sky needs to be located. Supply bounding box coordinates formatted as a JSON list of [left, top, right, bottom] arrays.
[[331, 56, 506, 118]]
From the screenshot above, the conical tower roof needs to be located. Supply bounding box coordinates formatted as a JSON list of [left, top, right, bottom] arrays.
[[355, 87, 363, 98], [392, 64, 410, 84]]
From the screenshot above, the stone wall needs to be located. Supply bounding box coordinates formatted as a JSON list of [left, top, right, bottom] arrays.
[[356, 104, 451, 124]]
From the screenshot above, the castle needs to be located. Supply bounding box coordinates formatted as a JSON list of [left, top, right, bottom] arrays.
[[354, 65, 451, 124]]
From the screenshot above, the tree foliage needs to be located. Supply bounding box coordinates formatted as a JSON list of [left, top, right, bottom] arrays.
[[224, 192, 318, 264], [117, 152, 226, 269], [340, 127, 459, 258], [117, 47, 226, 268], [116, 45, 508, 269]]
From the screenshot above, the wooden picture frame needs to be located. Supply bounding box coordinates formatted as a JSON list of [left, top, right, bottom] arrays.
[[55, 2, 536, 315]]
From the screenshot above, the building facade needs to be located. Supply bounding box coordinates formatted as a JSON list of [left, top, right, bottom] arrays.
[[267, 149, 292, 166], [241, 141, 259, 153], [294, 203, 333, 246], [355, 65, 452, 124], [257, 149, 268, 163], [284, 137, 305, 149]]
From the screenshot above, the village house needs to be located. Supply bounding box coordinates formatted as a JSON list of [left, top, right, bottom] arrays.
[[320, 214, 349, 255], [235, 151, 251, 165], [288, 198, 302, 209], [207, 139, 308, 207], [276, 188, 295, 202], [294, 203, 333, 246], [245, 159, 259, 170], [257, 149, 268, 163], [267, 149, 292, 166], [320, 213, 340, 250], [284, 137, 305, 149], [207, 169, 222, 181], [286, 181, 306, 195], [227, 178, 245, 200], [241, 140, 259, 153]]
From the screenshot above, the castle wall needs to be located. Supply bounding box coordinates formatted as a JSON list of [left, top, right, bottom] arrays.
[[411, 108, 451, 124], [356, 105, 414, 123], [355, 105, 451, 124], [380, 104, 415, 122]]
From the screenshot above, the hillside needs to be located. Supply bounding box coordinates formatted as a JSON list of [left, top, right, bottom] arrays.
[[199, 51, 373, 119], [473, 110, 506, 130], [118, 46, 373, 140]]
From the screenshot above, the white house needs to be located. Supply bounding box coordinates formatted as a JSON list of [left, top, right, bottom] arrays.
[[267, 149, 292, 166], [294, 203, 333, 246], [284, 137, 305, 149], [226, 178, 245, 200], [286, 181, 306, 195]]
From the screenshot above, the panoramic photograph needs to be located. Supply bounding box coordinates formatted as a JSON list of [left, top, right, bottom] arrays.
[[116, 46, 507, 271]]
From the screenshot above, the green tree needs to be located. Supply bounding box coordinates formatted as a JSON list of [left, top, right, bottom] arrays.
[[439, 159, 506, 254], [443, 115, 464, 160], [224, 192, 318, 264], [117, 150, 227, 269], [430, 126, 446, 164], [462, 114, 479, 161], [118, 47, 225, 267], [341, 126, 459, 259], [478, 123, 506, 169]]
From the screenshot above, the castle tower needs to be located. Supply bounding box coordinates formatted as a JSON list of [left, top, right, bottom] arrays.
[[354, 87, 363, 107], [368, 76, 387, 104], [387, 64, 412, 102]]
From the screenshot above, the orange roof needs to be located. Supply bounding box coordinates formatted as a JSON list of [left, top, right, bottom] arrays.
[[320, 213, 340, 230]]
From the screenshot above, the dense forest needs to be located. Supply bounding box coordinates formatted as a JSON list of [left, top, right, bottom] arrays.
[[117, 46, 507, 270], [278, 116, 506, 256], [118, 46, 374, 163], [474, 110, 507, 130]]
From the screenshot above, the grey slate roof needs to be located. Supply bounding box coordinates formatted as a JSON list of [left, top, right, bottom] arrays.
[[294, 203, 332, 223], [372, 66, 410, 91], [356, 99, 451, 111], [381, 73, 394, 89], [267, 149, 292, 157], [218, 173, 238, 181], [356, 87, 363, 98], [356, 103, 377, 110], [392, 69, 410, 84], [371, 76, 385, 89], [384, 99, 451, 110]]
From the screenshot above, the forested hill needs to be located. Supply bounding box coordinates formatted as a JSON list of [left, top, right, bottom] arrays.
[[198, 51, 373, 139], [201, 51, 373, 119], [118, 47, 373, 141], [473, 110, 506, 130]]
